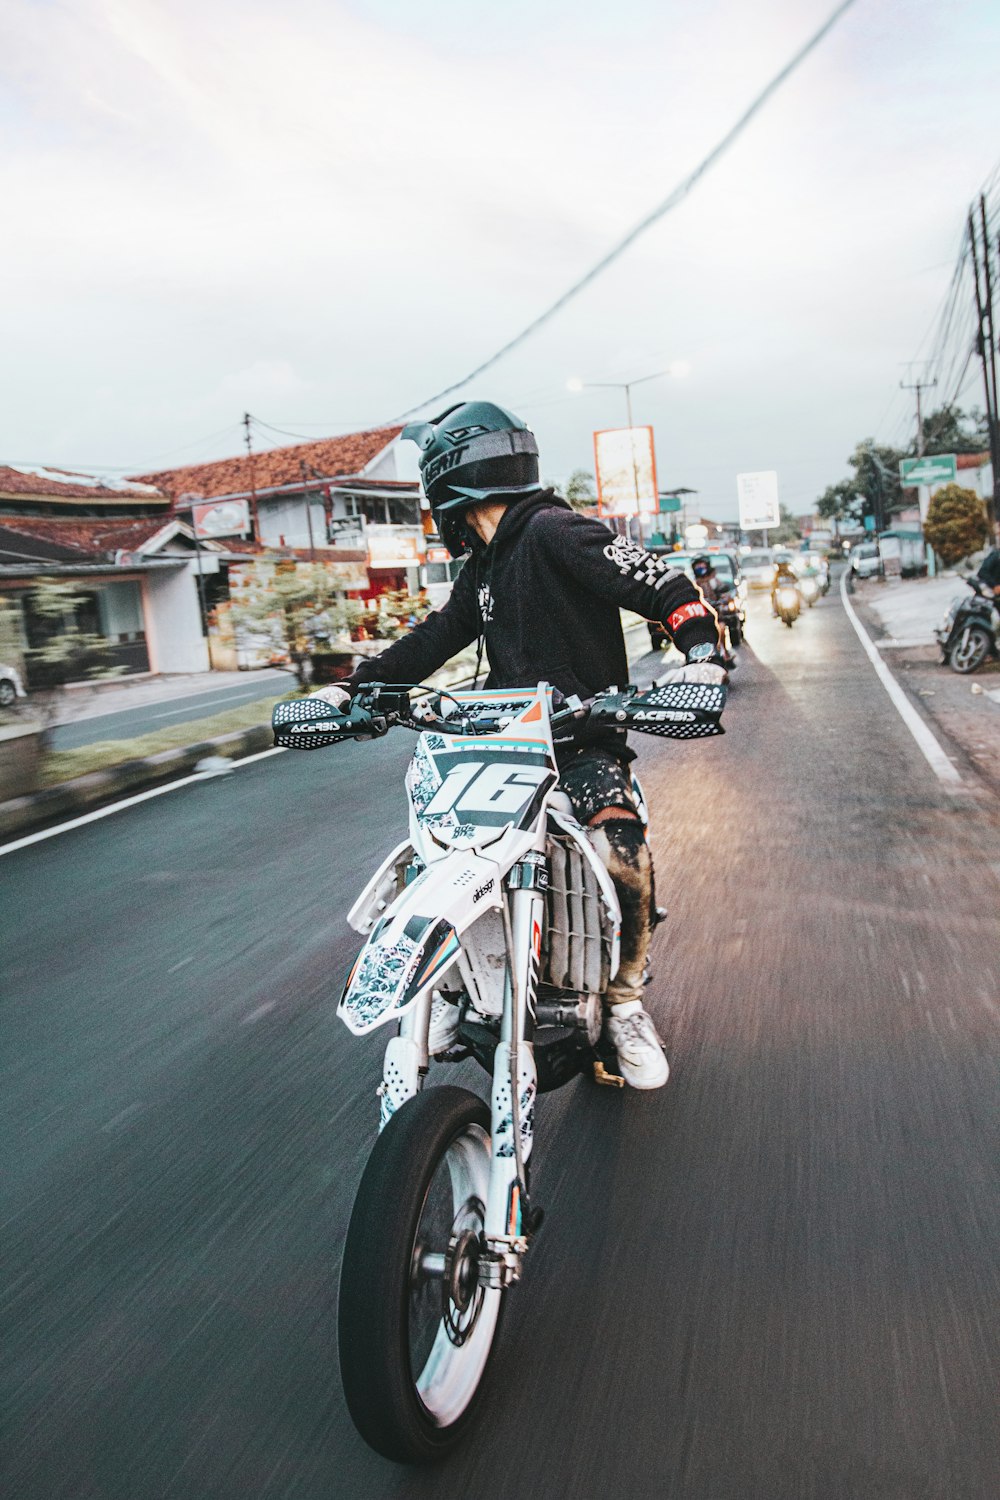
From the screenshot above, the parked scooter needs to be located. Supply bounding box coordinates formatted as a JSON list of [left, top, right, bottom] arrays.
[[935, 576, 1000, 674]]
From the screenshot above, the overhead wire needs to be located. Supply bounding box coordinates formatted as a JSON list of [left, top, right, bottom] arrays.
[[387, 0, 860, 420]]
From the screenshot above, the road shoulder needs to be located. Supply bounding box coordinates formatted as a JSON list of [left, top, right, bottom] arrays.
[[849, 577, 1000, 796]]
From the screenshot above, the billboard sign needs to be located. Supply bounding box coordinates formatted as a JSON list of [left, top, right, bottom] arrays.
[[737, 470, 780, 531], [899, 454, 956, 487], [594, 426, 659, 515], [191, 499, 250, 539]]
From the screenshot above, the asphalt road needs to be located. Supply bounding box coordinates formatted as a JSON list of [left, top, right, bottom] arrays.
[[4, 588, 999, 1498], [51, 676, 287, 749]]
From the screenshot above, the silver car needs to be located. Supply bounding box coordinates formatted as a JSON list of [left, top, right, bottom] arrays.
[[0, 663, 27, 708]]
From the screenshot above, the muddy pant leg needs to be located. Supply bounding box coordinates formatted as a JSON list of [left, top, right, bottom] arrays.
[[587, 816, 654, 1008]]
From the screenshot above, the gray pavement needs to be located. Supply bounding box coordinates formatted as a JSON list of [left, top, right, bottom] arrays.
[[3, 589, 999, 1498], [51, 670, 290, 748]]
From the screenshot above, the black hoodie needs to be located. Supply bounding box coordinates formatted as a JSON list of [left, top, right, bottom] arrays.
[[348, 490, 718, 754]]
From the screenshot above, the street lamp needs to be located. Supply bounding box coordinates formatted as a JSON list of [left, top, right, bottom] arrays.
[[568, 366, 688, 536]]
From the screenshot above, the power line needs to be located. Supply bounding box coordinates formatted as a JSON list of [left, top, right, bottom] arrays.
[[389, 0, 860, 420]]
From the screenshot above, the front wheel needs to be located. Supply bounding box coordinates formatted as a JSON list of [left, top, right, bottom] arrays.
[[948, 627, 991, 674], [338, 1086, 502, 1463]]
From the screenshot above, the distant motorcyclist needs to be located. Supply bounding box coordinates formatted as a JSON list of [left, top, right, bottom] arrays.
[[770, 556, 798, 617], [308, 401, 725, 1089], [692, 554, 736, 665]]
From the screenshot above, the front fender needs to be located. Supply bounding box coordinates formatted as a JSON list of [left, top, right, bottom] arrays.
[[338, 853, 503, 1035]]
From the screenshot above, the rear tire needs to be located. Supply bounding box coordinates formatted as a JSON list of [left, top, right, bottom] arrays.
[[728, 623, 743, 648], [338, 1086, 502, 1463], [0, 679, 16, 707], [948, 627, 990, 674]]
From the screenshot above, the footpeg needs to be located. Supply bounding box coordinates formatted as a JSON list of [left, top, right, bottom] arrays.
[[593, 1060, 625, 1088]]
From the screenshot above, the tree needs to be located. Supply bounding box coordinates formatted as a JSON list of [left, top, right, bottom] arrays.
[[816, 439, 905, 528], [564, 469, 597, 512], [771, 504, 802, 543], [20, 578, 124, 748], [229, 561, 363, 687], [923, 484, 989, 565], [817, 478, 863, 524], [919, 404, 989, 456]]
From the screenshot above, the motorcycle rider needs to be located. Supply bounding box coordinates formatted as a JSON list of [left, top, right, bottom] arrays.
[[770, 555, 798, 617], [977, 545, 1000, 597], [692, 553, 736, 665], [311, 401, 724, 1090]]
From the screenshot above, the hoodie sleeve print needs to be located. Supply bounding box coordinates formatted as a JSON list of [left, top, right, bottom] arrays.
[[347, 558, 480, 690], [537, 510, 719, 654]]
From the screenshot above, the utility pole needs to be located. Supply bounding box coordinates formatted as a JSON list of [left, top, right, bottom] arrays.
[[899, 367, 936, 456], [969, 205, 1000, 539], [299, 460, 317, 562], [243, 412, 260, 542]]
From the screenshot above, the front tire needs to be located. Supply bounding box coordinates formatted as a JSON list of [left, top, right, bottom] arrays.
[[948, 627, 990, 674], [338, 1087, 502, 1463]]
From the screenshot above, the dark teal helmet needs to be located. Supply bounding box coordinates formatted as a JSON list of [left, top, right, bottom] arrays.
[[402, 400, 540, 556]]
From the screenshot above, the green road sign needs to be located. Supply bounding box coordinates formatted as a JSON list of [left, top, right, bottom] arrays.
[[658, 495, 682, 512], [899, 454, 956, 487]]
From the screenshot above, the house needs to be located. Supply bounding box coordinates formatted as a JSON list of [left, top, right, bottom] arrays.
[[0, 465, 217, 682], [136, 426, 444, 600]]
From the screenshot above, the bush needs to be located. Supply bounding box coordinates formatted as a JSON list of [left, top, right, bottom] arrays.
[[923, 484, 989, 566]]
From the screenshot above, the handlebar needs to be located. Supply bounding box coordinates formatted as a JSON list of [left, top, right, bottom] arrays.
[[272, 678, 726, 751]]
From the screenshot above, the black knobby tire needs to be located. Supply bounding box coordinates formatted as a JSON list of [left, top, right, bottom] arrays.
[[948, 627, 990, 674], [729, 623, 743, 648], [783, 614, 794, 628], [0, 679, 16, 707], [338, 1086, 503, 1464]]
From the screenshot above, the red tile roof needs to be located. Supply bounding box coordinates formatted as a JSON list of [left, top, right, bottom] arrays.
[[0, 464, 167, 504], [136, 427, 403, 503], [956, 451, 990, 469], [0, 515, 176, 561]]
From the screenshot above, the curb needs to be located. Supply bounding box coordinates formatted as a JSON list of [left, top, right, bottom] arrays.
[[0, 723, 274, 841]]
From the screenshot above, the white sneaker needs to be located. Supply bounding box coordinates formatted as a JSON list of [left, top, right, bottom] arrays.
[[428, 995, 461, 1054], [605, 1001, 669, 1090]]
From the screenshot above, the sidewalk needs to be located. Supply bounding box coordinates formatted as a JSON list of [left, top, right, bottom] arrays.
[[850, 574, 1000, 792]]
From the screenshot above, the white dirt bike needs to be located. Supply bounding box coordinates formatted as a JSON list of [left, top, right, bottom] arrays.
[[272, 675, 726, 1463]]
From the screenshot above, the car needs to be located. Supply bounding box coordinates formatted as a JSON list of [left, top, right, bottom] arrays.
[[849, 542, 880, 579], [739, 549, 777, 590], [0, 663, 26, 708]]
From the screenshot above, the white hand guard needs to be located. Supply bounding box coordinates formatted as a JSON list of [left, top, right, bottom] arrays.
[[306, 684, 352, 710], [653, 662, 728, 688]]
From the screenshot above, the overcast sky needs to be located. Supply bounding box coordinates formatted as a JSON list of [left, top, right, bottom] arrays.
[[2, 0, 998, 520]]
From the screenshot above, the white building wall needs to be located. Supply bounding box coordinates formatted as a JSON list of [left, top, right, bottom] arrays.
[[144, 564, 209, 673]]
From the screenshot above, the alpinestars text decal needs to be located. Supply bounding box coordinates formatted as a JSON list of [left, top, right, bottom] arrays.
[[602, 539, 679, 591]]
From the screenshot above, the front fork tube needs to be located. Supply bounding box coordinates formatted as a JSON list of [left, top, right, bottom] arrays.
[[485, 872, 545, 1249], [377, 987, 432, 1132]]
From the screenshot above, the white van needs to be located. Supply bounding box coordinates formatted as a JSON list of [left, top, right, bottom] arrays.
[[849, 542, 880, 579]]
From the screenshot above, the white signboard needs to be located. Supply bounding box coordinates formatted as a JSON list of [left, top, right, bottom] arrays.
[[737, 470, 780, 531], [192, 498, 251, 539], [594, 426, 659, 516]]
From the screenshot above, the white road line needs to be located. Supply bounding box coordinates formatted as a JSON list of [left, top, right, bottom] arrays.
[[150, 691, 260, 720], [0, 746, 286, 858], [839, 570, 963, 789]]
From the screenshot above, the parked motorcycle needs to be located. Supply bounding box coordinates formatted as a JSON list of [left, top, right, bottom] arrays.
[[774, 581, 801, 628], [272, 675, 726, 1463], [935, 576, 1000, 674]]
